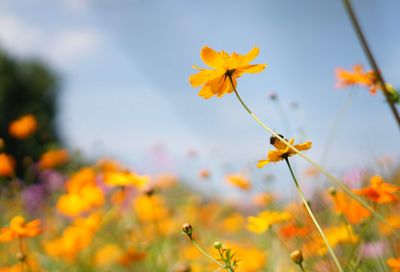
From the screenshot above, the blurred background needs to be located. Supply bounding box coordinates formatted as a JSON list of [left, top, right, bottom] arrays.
[[0, 0, 399, 198]]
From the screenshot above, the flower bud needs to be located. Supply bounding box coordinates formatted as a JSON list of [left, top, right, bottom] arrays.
[[16, 252, 26, 262], [290, 249, 303, 265], [328, 186, 337, 196], [213, 241, 223, 249]]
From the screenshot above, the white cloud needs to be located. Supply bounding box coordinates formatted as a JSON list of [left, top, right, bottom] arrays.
[[0, 16, 43, 55], [0, 14, 100, 69], [62, 0, 91, 13], [46, 29, 100, 67]]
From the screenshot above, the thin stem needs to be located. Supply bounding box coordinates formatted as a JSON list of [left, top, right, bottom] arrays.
[[227, 75, 400, 238], [191, 240, 225, 268], [342, 0, 400, 129], [299, 263, 306, 272], [285, 158, 343, 272]]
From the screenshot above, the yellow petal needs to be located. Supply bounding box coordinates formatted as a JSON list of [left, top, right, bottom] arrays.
[[243, 47, 260, 64], [267, 150, 284, 162], [294, 141, 312, 151], [237, 64, 267, 74], [200, 46, 225, 69], [256, 160, 270, 168], [189, 69, 224, 87]]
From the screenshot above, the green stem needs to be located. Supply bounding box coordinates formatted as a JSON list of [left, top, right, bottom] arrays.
[[191, 240, 225, 268], [227, 75, 400, 239], [342, 0, 400, 130], [299, 263, 306, 272], [285, 158, 343, 272]]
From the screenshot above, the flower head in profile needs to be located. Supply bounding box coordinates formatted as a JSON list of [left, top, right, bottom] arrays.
[[247, 210, 291, 234], [189, 46, 267, 99], [39, 149, 69, 170], [336, 64, 378, 94], [0, 216, 41, 242], [8, 114, 38, 139], [353, 175, 399, 204], [257, 135, 312, 168], [225, 174, 251, 191]]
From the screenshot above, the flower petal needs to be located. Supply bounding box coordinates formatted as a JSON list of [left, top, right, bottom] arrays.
[[256, 159, 270, 168], [189, 69, 224, 88], [200, 46, 225, 69], [243, 47, 260, 64], [237, 64, 267, 74], [294, 141, 312, 151]]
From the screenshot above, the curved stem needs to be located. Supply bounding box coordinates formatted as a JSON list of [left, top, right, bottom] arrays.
[[227, 75, 400, 239], [285, 158, 343, 272], [191, 240, 225, 268], [342, 0, 400, 130]]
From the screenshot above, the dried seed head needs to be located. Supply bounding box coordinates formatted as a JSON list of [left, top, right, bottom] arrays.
[[182, 223, 193, 239]]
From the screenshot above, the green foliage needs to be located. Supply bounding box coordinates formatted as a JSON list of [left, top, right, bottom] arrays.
[[0, 49, 61, 180]]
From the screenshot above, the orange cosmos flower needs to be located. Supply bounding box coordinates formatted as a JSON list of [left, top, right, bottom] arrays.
[[225, 174, 251, 191], [39, 149, 69, 170], [189, 46, 266, 99], [331, 191, 371, 224], [280, 223, 310, 239], [0, 216, 41, 242], [353, 175, 399, 204], [257, 135, 312, 168], [336, 64, 378, 94], [8, 114, 37, 139], [0, 153, 14, 177], [388, 258, 400, 272]]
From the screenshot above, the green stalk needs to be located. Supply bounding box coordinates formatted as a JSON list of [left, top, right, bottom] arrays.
[[191, 240, 225, 268], [285, 158, 343, 272], [342, 0, 400, 129], [227, 75, 400, 238]]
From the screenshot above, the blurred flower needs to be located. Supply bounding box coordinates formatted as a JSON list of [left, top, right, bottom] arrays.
[[8, 114, 37, 139], [388, 258, 400, 272], [247, 210, 291, 234], [93, 244, 123, 267], [153, 173, 178, 189], [305, 224, 358, 255], [379, 215, 400, 235], [360, 241, 387, 258], [189, 46, 266, 99], [104, 171, 148, 187], [222, 213, 244, 233], [0, 153, 14, 177], [56, 168, 104, 217], [336, 64, 378, 94], [226, 174, 251, 191], [353, 175, 399, 204], [222, 243, 266, 272], [0, 216, 41, 242], [133, 194, 169, 223], [199, 169, 210, 179], [38, 149, 69, 170], [268, 92, 277, 100], [22, 184, 46, 215], [252, 192, 273, 207], [257, 136, 311, 168], [331, 190, 371, 224], [45, 213, 101, 262], [279, 223, 310, 239]]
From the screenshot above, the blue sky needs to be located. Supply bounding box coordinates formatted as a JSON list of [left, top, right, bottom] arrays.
[[0, 0, 399, 197]]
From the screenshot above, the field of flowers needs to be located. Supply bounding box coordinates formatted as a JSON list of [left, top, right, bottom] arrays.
[[1, 1, 400, 272]]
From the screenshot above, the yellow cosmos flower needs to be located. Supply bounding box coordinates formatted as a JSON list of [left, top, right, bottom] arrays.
[[257, 135, 312, 168], [226, 174, 251, 191], [104, 171, 148, 187], [189, 46, 267, 99], [247, 210, 292, 234]]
